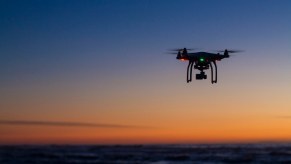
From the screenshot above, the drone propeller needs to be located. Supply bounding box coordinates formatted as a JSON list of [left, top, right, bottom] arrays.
[[215, 49, 244, 53], [169, 48, 197, 52], [166, 52, 179, 55]]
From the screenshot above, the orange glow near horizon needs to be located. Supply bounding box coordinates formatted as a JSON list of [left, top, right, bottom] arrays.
[[2, 120, 291, 145], [1, 85, 291, 145]]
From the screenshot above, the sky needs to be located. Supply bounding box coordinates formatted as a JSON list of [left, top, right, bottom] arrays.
[[0, 0, 291, 144]]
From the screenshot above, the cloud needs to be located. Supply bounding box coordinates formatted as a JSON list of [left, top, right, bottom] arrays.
[[0, 120, 152, 129]]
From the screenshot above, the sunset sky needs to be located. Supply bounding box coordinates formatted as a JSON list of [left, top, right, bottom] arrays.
[[0, 0, 291, 144]]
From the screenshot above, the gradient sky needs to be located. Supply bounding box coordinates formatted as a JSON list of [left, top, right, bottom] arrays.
[[0, 0, 291, 144]]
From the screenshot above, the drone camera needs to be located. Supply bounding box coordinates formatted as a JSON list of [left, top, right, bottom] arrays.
[[196, 73, 207, 80]]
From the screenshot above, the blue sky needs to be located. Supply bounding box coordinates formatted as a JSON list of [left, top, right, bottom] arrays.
[[1, 0, 290, 84]]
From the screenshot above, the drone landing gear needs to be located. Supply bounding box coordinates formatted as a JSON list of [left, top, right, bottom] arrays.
[[186, 61, 194, 83], [209, 61, 217, 84]]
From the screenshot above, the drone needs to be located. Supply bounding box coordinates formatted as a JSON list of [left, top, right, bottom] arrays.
[[169, 48, 242, 84]]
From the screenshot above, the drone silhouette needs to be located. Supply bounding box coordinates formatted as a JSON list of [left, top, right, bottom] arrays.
[[169, 48, 242, 84]]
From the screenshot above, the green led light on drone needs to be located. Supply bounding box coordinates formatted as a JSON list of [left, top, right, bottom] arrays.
[[199, 58, 204, 62]]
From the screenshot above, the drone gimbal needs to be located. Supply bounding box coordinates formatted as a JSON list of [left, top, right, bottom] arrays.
[[187, 60, 217, 84]]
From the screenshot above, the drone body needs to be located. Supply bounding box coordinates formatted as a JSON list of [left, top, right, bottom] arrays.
[[170, 48, 240, 84]]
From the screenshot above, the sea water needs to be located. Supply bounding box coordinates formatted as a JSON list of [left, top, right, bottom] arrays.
[[1, 144, 291, 163]]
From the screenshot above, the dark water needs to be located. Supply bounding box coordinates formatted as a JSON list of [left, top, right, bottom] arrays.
[[1, 144, 291, 163]]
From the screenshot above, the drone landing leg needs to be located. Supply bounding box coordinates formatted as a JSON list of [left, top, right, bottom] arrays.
[[190, 61, 194, 82], [213, 61, 217, 83], [209, 62, 214, 84], [187, 61, 191, 83]]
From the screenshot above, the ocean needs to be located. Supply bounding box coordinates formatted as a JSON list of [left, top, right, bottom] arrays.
[[1, 144, 291, 163]]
